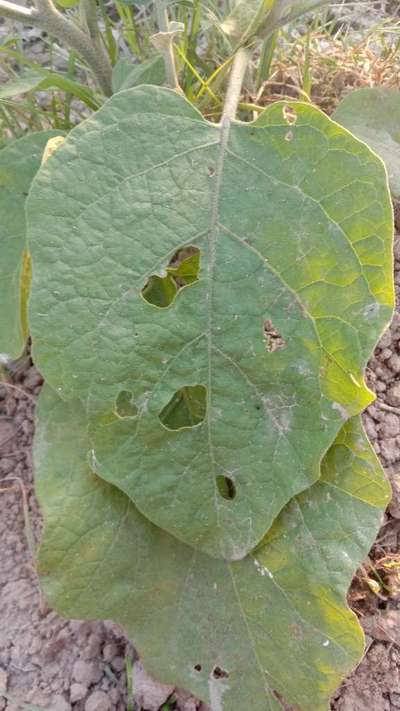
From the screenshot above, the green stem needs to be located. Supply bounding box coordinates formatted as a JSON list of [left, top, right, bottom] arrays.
[[222, 47, 250, 123], [80, 0, 99, 40], [154, 0, 180, 90]]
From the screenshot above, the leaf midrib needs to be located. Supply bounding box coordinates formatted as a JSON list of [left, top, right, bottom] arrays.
[[206, 116, 233, 538]]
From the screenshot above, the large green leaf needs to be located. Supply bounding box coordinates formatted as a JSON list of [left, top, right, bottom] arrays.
[[333, 87, 400, 199], [35, 385, 390, 711], [27, 87, 393, 559], [0, 131, 62, 360]]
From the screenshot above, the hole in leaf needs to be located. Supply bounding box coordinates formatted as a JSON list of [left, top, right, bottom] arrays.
[[194, 664, 202, 672], [142, 246, 200, 308], [115, 390, 138, 418], [283, 104, 297, 125], [212, 666, 229, 680], [216, 475, 236, 500], [159, 384, 206, 431], [285, 130, 294, 142], [264, 320, 286, 352]]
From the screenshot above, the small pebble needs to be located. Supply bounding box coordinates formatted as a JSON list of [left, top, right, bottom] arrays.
[[387, 383, 400, 408], [111, 656, 125, 672], [378, 413, 400, 438], [81, 633, 102, 660], [72, 660, 102, 685], [380, 439, 398, 464], [103, 642, 118, 662], [378, 330, 393, 349], [70, 683, 88, 703], [84, 690, 111, 711], [389, 354, 400, 372], [381, 347, 393, 361], [51, 695, 71, 711]]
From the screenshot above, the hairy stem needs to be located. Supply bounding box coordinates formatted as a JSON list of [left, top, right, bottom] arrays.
[[0, 0, 112, 95], [0, 0, 35, 23], [154, 0, 180, 90], [222, 47, 250, 123], [80, 0, 100, 40]]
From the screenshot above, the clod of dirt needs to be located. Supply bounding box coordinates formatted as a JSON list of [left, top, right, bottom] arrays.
[[51, 694, 71, 711], [387, 466, 400, 519], [103, 642, 118, 662], [362, 610, 400, 643], [84, 690, 111, 711], [387, 384, 400, 408], [132, 660, 175, 710], [72, 659, 103, 685], [332, 643, 400, 711], [70, 683, 88, 703], [175, 689, 203, 710]]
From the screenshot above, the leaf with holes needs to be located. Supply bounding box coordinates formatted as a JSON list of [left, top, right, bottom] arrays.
[[27, 87, 393, 560], [0, 131, 62, 360], [333, 87, 400, 199], [35, 385, 390, 711]]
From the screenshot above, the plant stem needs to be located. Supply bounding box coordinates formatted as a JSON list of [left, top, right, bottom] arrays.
[[222, 47, 250, 123], [154, 0, 180, 90], [80, 0, 99, 41], [0, 0, 112, 95], [0, 0, 34, 23]]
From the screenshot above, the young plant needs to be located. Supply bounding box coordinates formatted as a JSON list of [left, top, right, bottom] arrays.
[[0, 2, 395, 709]]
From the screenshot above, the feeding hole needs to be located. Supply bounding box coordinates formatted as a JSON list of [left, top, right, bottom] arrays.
[[283, 104, 297, 125], [212, 667, 229, 680], [141, 246, 200, 308], [216, 475, 236, 500], [264, 319, 286, 353], [194, 664, 202, 672], [285, 130, 294, 142], [159, 385, 207, 431], [115, 390, 138, 418]]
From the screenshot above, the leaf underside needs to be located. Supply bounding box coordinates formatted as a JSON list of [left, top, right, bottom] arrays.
[[35, 385, 390, 711], [27, 86, 393, 560], [221, 0, 334, 44], [0, 131, 62, 360], [111, 55, 166, 94], [333, 87, 400, 199]]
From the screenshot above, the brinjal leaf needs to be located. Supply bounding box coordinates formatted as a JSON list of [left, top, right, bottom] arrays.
[[35, 385, 390, 711], [333, 87, 400, 199], [27, 87, 393, 559], [0, 131, 63, 360]]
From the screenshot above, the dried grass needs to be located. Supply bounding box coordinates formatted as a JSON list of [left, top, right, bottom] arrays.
[[255, 24, 400, 114]]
